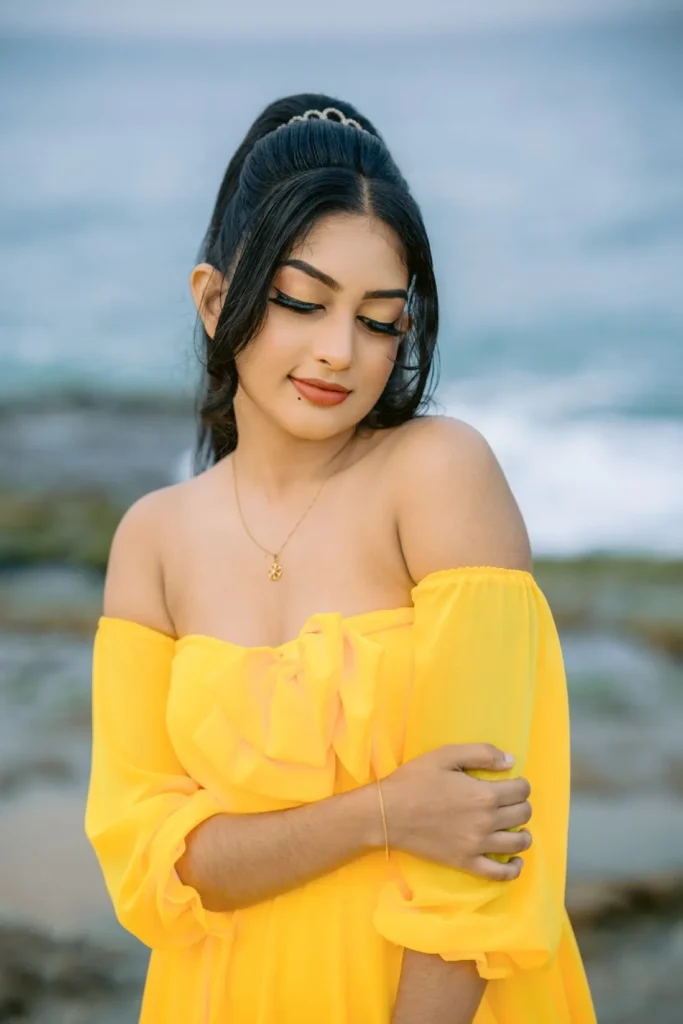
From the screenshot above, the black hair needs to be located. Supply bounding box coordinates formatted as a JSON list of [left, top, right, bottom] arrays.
[[193, 93, 439, 470]]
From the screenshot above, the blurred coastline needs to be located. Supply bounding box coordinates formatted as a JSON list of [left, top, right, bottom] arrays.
[[1, 9, 682, 1023]]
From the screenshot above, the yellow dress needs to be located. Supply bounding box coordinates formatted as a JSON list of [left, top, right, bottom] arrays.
[[85, 567, 596, 1023]]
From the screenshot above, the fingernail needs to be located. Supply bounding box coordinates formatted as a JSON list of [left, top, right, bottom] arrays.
[[503, 753, 515, 767]]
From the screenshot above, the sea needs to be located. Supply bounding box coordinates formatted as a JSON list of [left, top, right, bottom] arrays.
[[1, 14, 682, 557]]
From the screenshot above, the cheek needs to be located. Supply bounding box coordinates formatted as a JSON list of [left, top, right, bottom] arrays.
[[235, 321, 298, 381], [360, 338, 400, 390]]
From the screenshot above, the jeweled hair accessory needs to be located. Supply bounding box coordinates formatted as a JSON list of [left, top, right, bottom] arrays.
[[282, 107, 366, 132]]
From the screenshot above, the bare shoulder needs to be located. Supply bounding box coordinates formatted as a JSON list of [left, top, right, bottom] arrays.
[[102, 478, 194, 634], [387, 414, 497, 476], [387, 416, 532, 582]]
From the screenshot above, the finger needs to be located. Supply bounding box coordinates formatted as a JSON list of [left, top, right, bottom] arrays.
[[470, 855, 524, 882], [438, 743, 515, 773], [483, 828, 532, 856], [486, 778, 531, 808], [492, 801, 533, 831]]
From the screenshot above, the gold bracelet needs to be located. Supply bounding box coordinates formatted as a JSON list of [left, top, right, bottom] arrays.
[[375, 774, 390, 862]]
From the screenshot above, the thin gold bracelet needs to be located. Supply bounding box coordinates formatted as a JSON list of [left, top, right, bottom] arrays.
[[375, 775, 390, 862]]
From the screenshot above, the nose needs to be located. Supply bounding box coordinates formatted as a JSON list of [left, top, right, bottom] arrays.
[[311, 312, 354, 371]]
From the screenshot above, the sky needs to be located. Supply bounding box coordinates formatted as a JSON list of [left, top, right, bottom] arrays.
[[2, 0, 680, 39]]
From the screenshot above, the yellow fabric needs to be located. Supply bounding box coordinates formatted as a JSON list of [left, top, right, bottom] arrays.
[[85, 567, 596, 1023]]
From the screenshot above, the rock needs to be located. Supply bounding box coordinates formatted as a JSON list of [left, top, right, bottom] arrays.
[[568, 873, 683, 927], [0, 490, 123, 573], [629, 622, 683, 661], [0, 921, 145, 1024]]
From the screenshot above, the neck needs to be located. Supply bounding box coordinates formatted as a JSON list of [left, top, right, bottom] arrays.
[[231, 398, 357, 499]]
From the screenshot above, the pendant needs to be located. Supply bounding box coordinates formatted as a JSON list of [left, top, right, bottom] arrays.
[[268, 556, 283, 582]]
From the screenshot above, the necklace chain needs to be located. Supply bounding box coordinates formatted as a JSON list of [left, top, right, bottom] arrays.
[[231, 455, 328, 581]]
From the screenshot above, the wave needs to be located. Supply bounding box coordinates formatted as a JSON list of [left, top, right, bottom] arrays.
[[436, 372, 683, 557]]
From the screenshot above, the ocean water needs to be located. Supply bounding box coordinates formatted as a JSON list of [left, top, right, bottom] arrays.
[[1, 17, 682, 556]]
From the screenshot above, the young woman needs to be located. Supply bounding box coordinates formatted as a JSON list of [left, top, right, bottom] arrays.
[[85, 94, 596, 1023]]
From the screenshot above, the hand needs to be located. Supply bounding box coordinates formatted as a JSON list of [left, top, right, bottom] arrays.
[[381, 744, 532, 881]]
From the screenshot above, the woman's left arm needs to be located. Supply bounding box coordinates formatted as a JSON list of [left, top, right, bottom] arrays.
[[384, 417, 557, 1023], [396, 417, 533, 583], [392, 952, 485, 1024]]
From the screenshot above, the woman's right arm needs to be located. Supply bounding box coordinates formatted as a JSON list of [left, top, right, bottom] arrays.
[[93, 492, 531, 933], [176, 742, 530, 912]]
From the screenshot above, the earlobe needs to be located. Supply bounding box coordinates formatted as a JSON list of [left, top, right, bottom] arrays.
[[190, 262, 225, 338]]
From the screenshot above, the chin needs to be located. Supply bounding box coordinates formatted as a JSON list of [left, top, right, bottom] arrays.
[[285, 417, 356, 442], [278, 404, 363, 442]]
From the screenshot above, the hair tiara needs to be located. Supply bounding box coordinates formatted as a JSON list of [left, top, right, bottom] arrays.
[[279, 107, 367, 132]]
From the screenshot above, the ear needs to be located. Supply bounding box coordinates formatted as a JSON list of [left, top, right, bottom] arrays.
[[190, 262, 226, 339]]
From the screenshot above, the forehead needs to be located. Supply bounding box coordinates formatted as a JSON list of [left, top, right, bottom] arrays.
[[288, 213, 408, 287]]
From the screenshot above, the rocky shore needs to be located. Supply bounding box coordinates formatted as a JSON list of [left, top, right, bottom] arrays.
[[1, 396, 682, 1022]]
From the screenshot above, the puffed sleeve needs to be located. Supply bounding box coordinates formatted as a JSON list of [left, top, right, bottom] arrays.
[[373, 567, 570, 980], [84, 617, 234, 950]]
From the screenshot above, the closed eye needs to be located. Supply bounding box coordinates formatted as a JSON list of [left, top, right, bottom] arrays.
[[269, 290, 321, 314], [357, 315, 403, 337]]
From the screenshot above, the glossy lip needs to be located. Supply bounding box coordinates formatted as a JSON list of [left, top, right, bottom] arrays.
[[291, 377, 351, 393], [289, 376, 352, 407]]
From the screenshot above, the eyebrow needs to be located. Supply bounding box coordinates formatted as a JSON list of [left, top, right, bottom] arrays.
[[282, 259, 408, 301]]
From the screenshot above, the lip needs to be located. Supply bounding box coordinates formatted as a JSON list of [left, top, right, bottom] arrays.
[[289, 377, 352, 407]]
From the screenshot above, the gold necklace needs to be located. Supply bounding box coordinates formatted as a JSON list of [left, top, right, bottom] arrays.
[[231, 455, 328, 581]]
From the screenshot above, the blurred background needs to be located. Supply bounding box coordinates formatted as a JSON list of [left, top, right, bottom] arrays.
[[1, 1, 682, 1021]]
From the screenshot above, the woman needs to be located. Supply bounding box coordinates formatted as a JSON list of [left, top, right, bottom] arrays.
[[85, 94, 596, 1023]]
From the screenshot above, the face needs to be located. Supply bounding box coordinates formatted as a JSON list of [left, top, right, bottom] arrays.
[[193, 213, 410, 443]]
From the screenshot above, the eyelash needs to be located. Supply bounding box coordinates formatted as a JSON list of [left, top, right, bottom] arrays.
[[269, 290, 403, 337]]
